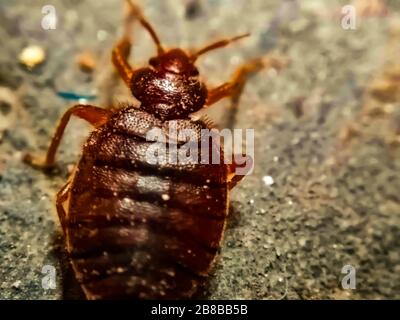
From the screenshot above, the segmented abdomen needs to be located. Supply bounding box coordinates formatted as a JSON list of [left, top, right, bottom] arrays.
[[66, 107, 228, 299]]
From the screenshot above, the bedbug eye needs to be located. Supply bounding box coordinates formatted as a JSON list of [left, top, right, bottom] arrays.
[[192, 68, 199, 76], [149, 57, 160, 67]]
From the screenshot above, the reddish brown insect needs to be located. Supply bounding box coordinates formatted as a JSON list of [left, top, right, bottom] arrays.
[[25, 0, 280, 299]]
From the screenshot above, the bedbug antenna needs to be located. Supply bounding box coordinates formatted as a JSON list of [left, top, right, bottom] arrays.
[[190, 33, 250, 61], [125, 0, 164, 55]]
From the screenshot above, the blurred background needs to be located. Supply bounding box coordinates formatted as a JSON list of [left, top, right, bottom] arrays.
[[0, 0, 399, 299]]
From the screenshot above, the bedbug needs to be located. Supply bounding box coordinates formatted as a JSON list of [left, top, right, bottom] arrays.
[[24, 0, 282, 299]]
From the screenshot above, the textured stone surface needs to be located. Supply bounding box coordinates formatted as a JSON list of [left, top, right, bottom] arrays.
[[0, 0, 399, 299]]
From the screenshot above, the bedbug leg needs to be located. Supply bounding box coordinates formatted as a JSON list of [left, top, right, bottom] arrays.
[[206, 56, 287, 128], [56, 181, 71, 235], [111, 1, 137, 86], [205, 56, 286, 127], [227, 154, 253, 190], [112, 37, 134, 86], [24, 104, 111, 170], [112, 0, 164, 86]]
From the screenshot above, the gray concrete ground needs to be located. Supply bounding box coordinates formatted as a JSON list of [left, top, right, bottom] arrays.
[[0, 0, 399, 299]]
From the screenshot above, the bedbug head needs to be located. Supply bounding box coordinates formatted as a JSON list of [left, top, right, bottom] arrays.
[[125, 0, 250, 120], [149, 49, 199, 76], [146, 32, 251, 76]]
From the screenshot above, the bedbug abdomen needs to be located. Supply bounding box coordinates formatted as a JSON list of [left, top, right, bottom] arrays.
[[65, 106, 228, 299]]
